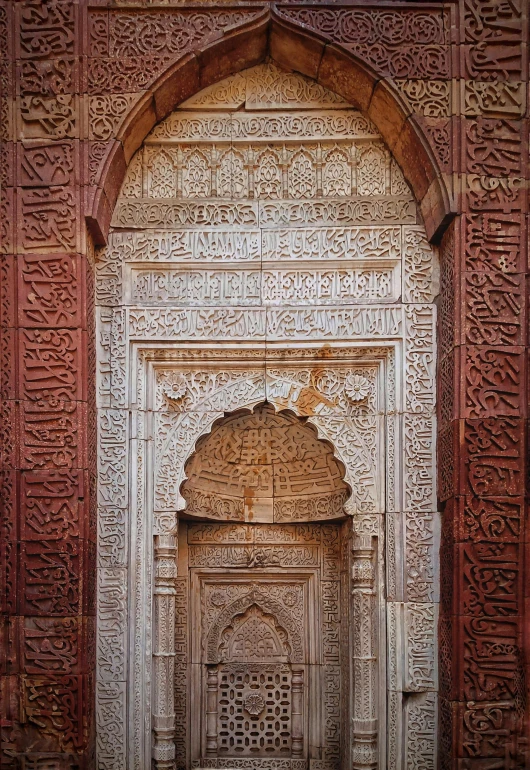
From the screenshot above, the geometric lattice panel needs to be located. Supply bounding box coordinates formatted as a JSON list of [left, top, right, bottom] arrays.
[[218, 664, 292, 756]]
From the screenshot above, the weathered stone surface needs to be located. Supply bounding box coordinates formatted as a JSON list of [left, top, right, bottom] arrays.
[[1, 3, 528, 770]]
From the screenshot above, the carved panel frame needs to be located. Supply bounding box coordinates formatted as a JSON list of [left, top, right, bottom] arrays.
[[96, 333, 438, 770]]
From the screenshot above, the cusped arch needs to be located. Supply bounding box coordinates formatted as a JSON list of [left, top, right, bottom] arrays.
[[178, 402, 353, 524], [206, 587, 304, 664], [87, 9, 452, 245]]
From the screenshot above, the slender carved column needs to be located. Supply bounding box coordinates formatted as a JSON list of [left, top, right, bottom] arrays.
[[291, 666, 304, 757], [205, 667, 219, 755], [351, 520, 378, 769], [153, 533, 178, 770]]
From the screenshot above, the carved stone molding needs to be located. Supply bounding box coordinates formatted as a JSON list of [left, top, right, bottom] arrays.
[[95, 63, 438, 770]]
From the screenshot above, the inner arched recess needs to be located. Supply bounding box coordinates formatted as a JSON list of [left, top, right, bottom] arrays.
[[181, 403, 350, 524]]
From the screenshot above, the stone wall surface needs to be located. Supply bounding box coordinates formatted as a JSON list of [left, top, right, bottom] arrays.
[[0, 2, 528, 770]]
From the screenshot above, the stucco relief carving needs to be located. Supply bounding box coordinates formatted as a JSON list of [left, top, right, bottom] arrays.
[[95, 62, 438, 770]]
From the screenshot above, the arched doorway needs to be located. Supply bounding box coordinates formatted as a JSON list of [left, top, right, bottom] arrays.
[[95, 59, 438, 770], [179, 405, 350, 767]]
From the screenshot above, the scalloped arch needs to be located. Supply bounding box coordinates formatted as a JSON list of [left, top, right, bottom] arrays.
[[157, 386, 380, 519], [87, 7, 453, 245]]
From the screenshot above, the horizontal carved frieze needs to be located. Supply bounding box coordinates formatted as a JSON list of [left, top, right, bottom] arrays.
[[107, 229, 262, 262], [262, 227, 401, 262], [187, 523, 325, 545], [148, 110, 379, 142], [128, 307, 403, 339], [112, 198, 416, 228], [188, 544, 320, 568], [125, 265, 400, 305], [104, 226, 404, 267]]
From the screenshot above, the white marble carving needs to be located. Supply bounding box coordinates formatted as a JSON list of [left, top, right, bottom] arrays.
[[95, 62, 438, 770]]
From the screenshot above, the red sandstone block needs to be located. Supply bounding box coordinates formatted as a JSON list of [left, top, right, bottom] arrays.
[[460, 40, 525, 82], [438, 697, 459, 770], [87, 9, 109, 57], [197, 13, 268, 93], [0, 187, 15, 255], [20, 468, 87, 542], [460, 271, 525, 347], [117, 92, 157, 165], [0, 675, 21, 747], [463, 117, 525, 177], [17, 141, 77, 188], [393, 117, 436, 202], [86, 188, 112, 247], [87, 471, 97, 546], [17, 253, 84, 329], [84, 616, 95, 673], [0, 400, 18, 469], [16, 186, 81, 255], [15, 1, 77, 60], [0, 327, 17, 400], [445, 496, 524, 545], [20, 539, 82, 616], [0, 538, 18, 614], [438, 614, 466, 701], [19, 399, 87, 471], [0, 142, 15, 188], [0, 254, 17, 328], [84, 140, 113, 191], [453, 698, 519, 763], [414, 115, 453, 175], [21, 754, 89, 770], [437, 421, 458, 502], [318, 44, 376, 113], [21, 675, 85, 753], [453, 541, 523, 618], [0, 468, 19, 542], [96, 140, 126, 215], [461, 345, 526, 419], [464, 173, 525, 216], [462, 417, 525, 497], [18, 328, 86, 402], [437, 351, 457, 428], [17, 57, 81, 99], [0, 616, 18, 676], [270, 15, 325, 81], [461, 212, 526, 274], [153, 54, 200, 123], [83, 539, 96, 618], [21, 617, 82, 676]]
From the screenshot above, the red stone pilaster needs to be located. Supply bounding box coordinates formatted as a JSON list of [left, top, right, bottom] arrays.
[[0, 1, 95, 767], [438, 2, 529, 768]]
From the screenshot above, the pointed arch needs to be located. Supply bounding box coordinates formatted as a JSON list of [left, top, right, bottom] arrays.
[[87, 9, 453, 245]]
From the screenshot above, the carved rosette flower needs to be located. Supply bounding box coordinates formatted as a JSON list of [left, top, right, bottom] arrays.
[[344, 373, 371, 403], [244, 692, 266, 717], [161, 372, 188, 404]]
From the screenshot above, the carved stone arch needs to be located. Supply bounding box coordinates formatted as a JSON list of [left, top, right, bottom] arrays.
[[175, 401, 360, 522], [94, 35, 441, 768], [87, 8, 453, 245], [206, 587, 305, 664]]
